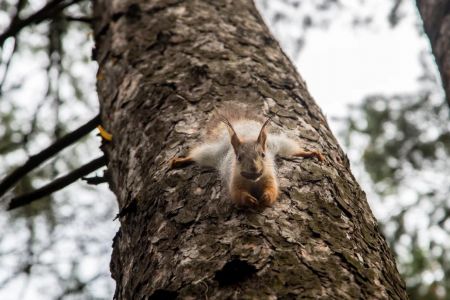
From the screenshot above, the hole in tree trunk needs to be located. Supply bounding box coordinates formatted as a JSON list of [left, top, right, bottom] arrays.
[[214, 258, 257, 286], [148, 289, 178, 300]]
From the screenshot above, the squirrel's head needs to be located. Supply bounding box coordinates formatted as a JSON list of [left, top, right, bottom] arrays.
[[221, 116, 270, 181]]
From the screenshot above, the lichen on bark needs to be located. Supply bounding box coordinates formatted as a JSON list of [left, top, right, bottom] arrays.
[[93, 0, 408, 299]]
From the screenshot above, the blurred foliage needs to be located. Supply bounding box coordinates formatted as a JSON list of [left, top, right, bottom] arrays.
[[0, 0, 116, 299], [342, 51, 450, 299], [257, 0, 341, 59]]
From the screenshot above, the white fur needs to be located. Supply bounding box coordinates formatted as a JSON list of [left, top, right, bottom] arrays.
[[267, 132, 301, 156], [189, 120, 299, 184]]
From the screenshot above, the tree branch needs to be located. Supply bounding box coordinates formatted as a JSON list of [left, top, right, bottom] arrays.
[[7, 155, 107, 210], [0, 0, 85, 48], [417, 0, 450, 106], [0, 114, 100, 198], [82, 172, 108, 185], [7, 0, 28, 31], [63, 15, 93, 23]]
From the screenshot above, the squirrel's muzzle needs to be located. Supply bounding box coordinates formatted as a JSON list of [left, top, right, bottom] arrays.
[[241, 171, 262, 181]]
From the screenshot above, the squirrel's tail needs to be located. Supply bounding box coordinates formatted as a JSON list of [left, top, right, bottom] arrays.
[[214, 101, 265, 123], [206, 102, 265, 138]]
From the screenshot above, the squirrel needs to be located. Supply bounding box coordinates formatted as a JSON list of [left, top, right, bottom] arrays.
[[169, 108, 324, 207]]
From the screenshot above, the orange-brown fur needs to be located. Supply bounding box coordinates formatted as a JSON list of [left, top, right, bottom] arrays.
[[230, 169, 279, 207]]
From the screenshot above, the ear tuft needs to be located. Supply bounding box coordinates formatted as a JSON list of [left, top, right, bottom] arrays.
[[257, 117, 271, 150], [218, 114, 241, 153]]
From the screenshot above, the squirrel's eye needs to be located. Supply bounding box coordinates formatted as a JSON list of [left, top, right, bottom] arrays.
[[237, 155, 242, 161], [261, 152, 265, 158]]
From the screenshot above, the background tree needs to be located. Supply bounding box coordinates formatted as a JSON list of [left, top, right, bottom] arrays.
[[416, 0, 450, 105]]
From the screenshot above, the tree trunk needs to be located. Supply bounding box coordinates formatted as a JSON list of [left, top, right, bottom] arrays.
[[417, 0, 450, 105], [93, 0, 407, 299]]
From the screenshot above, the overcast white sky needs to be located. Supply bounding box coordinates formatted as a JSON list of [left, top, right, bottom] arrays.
[[259, 0, 431, 121]]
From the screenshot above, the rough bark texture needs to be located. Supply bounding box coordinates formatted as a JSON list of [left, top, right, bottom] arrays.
[[93, 0, 407, 299], [417, 0, 450, 105]]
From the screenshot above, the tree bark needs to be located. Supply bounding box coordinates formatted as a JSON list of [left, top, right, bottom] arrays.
[[93, 0, 407, 299], [417, 0, 450, 106]]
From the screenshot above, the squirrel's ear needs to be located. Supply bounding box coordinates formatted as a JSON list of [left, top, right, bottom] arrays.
[[219, 115, 241, 153], [229, 130, 241, 154], [257, 117, 271, 150]]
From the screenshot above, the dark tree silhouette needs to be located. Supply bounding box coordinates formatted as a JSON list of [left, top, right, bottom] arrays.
[[417, 0, 450, 105]]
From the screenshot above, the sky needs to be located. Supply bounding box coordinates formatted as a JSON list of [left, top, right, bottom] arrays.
[[259, 0, 432, 120]]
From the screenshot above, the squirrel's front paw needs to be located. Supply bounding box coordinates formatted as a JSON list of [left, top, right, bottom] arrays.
[[239, 192, 258, 207], [313, 151, 325, 162], [169, 157, 181, 169], [261, 191, 277, 207], [169, 156, 193, 169]]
